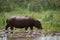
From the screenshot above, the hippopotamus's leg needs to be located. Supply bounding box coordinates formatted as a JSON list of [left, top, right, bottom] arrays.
[[25, 27, 29, 33], [25, 27, 28, 30], [5, 24, 9, 33], [10, 27, 13, 33], [30, 26, 33, 30], [30, 26, 33, 34]]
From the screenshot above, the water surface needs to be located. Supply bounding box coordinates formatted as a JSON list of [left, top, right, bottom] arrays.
[[0, 30, 60, 40], [33, 36, 60, 40]]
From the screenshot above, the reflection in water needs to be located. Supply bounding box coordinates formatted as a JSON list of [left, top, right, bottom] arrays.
[[33, 36, 60, 40], [0, 30, 7, 40], [0, 35, 7, 40], [0, 30, 60, 40], [0, 35, 60, 40]]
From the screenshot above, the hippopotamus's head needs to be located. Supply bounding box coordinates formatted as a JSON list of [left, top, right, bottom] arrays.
[[34, 20, 42, 29]]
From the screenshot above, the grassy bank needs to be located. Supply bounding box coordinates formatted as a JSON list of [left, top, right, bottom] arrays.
[[0, 8, 60, 31]]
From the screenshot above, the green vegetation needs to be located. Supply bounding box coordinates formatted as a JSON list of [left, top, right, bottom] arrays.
[[0, 0, 60, 31]]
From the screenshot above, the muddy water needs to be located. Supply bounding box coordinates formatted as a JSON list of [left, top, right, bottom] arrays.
[[0, 30, 60, 40]]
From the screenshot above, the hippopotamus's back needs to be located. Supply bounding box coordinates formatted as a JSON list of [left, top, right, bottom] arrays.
[[6, 16, 35, 28]]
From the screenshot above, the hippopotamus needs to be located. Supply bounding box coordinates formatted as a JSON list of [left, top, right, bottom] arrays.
[[5, 16, 42, 32]]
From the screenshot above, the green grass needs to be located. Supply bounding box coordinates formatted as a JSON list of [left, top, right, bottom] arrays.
[[0, 8, 60, 31]]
